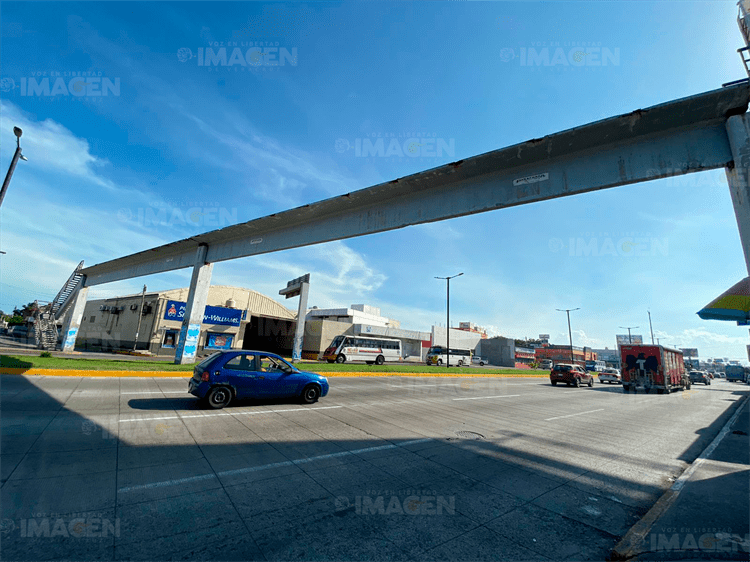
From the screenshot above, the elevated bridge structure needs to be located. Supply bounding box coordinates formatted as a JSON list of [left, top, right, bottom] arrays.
[[57, 83, 750, 363]]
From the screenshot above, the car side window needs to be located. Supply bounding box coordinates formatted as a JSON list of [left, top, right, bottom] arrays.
[[259, 355, 281, 372], [225, 354, 257, 371]]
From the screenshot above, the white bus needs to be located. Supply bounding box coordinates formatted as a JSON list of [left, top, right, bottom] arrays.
[[322, 335, 402, 365], [426, 346, 471, 366]]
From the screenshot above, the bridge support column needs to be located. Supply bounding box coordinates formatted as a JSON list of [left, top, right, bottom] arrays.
[[291, 280, 310, 362], [726, 114, 750, 275], [60, 279, 89, 353], [175, 244, 213, 364]]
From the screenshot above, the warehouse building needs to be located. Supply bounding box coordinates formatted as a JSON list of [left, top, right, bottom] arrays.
[[75, 285, 296, 356], [302, 304, 430, 361]]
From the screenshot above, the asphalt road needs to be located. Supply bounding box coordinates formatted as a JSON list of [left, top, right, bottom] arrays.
[[1, 374, 747, 561]]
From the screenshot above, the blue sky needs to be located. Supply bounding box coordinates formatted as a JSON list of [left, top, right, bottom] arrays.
[[1, 1, 748, 361]]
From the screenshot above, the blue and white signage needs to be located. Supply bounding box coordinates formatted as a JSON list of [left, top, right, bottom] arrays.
[[163, 300, 242, 327]]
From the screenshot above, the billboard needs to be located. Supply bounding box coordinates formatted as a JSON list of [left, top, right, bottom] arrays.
[[539, 334, 550, 341], [616, 334, 643, 346], [680, 348, 699, 358], [163, 300, 243, 327]]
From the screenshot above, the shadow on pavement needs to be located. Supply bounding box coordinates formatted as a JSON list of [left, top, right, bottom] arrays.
[[1, 372, 747, 561]]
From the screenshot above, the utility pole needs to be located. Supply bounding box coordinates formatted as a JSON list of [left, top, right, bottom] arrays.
[[557, 308, 580, 364], [133, 285, 147, 351]]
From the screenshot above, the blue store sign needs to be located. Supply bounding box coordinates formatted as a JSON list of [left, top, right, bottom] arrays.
[[163, 300, 242, 327]]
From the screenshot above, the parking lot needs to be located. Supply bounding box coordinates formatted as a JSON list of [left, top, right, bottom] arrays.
[[1, 374, 747, 561]]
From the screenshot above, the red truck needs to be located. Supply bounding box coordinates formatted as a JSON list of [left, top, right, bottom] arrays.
[[620, 344, 691, 394]]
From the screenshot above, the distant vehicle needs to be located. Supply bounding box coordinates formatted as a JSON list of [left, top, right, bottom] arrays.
[[598, 368, 622, 384], [322, 335, 402, 365], [471, 356, 489, 366], [620, 344, 690, 394], [585, 360, 606, 372], [539, 359, 554, 371], [550, 364, 594, 388], [689, 371, 711, 386], [426, 347, 471, 366], [188, 350, 329, 409], [725, 364, 746, 383]]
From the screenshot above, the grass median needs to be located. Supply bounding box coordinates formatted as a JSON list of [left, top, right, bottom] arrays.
[[1, 354, 540, 376]]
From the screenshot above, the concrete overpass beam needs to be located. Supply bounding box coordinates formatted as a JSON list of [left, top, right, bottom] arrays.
[[174, 244, 213, 364]]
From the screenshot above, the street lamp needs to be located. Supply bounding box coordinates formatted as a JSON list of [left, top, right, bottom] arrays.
[[0, 126, 28, 208], [435, 273, 463, 369], [619, 326, 639, 344], [556, 308, 580, 364], [647, 311, 655, 344]]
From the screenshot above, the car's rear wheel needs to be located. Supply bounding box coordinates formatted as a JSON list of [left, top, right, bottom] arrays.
[[336, 354, 346, 364], [551, 381, 557, 386], [301, 384, 321, 404], [375, 355, 384, 366], [206, 386, 232, 409], [657, 388, 664, 394]]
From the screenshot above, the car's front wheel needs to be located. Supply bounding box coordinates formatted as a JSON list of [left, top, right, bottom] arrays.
[[587, 378, 594, 388], [573, 378, 580, 388], [336, 354, 346, 364], [301, 384, 321, 404], [206, 386, 232, 409]]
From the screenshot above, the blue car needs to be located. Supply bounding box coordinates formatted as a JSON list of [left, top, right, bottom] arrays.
[[188, 350, 329, 409]]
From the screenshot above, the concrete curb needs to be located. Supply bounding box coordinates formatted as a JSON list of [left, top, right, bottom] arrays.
[[610, 395, 749, 561], [0, 368, 549, 378]]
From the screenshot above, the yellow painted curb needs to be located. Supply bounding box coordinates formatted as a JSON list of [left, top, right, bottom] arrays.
[[0, 368, 189, 377], [1, 368, 548, 378]]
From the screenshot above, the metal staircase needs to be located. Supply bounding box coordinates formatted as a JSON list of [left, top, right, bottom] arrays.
[[34, 261, 85, 350]]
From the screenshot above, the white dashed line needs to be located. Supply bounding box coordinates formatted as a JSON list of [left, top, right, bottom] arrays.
[[453, 394, 521, 401], [118, 437, 432, 493], [118, 405, 343, 423], [545, 408, 604, 421]]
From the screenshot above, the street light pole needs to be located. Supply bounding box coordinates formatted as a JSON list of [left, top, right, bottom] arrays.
[[619, 326, 639, 344], [133, 285, 147, 351], [0, 127, 28, 209], [435, 273, 463, 369], [647, 311, 655, 344], [556, 308, 580, 364]]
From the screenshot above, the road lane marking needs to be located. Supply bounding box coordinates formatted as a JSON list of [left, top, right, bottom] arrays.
[[119, 405, 343, 423], [118, 437, 432, 493], [453, 395, 521, 401], [545, 408, 604, 421], [121, 391, 186, 395]]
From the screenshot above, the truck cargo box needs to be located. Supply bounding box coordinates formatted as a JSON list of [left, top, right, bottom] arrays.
[[620, 344, 690, 394]]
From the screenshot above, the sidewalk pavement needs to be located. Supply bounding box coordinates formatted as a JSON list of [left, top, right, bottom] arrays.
[[613, 393, 749, 561]]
